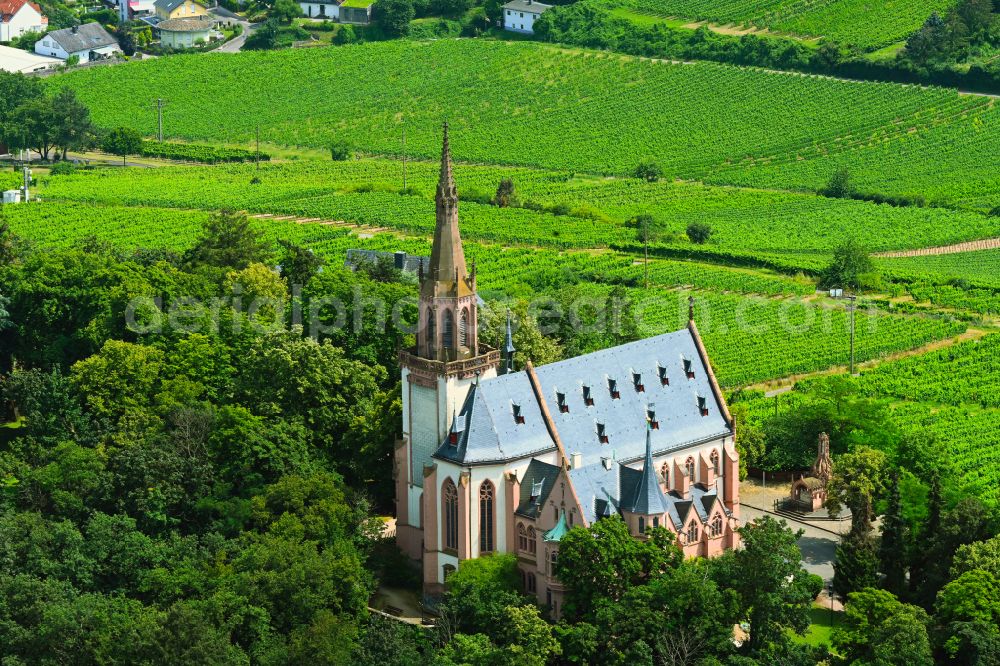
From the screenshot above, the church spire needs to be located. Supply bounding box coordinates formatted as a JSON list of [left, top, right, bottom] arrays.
[[416, 124, 479, 362], [630, 422, 668, 515], [501, 309, 516, 375], [428, 122, 467, 284]]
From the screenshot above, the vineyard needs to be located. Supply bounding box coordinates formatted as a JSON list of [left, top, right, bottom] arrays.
[[139, 140, 271, 164], [47, 40, 1000, 210], [35, 159, 1000, 260], [879, 249, 1000, 289], [593, 0, 956, 49], [1, 200, 967, 388], [850, 334, 1000, 408]]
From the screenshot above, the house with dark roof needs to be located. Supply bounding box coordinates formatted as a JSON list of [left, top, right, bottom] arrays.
[[34, 23, 120, 63], [0, 0, 46, 42], [395, 125, 741, 612]]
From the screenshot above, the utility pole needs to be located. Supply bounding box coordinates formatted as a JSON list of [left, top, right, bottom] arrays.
[[401, 123, 407, 190], [22, 164, 30, 202], [643, 218, 649, 288], [152, 98, 167, 142], [847, 293, 857, 375]]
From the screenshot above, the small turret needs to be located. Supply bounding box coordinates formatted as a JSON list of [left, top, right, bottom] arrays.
[[502, 310, 516, 375]]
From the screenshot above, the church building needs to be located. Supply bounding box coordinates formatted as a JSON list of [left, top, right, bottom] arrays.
[[395, 125, 741, 611]]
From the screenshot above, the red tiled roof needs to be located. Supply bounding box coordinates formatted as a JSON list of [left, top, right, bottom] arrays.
[[1, 0, 44, 22]]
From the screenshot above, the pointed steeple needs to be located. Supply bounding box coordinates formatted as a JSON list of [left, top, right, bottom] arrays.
[[501, 309, 516, 375], [428, 122, 467, 284], [630, 423, 669, 515]]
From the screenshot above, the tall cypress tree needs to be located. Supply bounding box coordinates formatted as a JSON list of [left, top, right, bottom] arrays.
[[879, 472, 906, 596], [909, 473, 943, 601]]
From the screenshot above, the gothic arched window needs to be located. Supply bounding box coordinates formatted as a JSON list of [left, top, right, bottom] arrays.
[[710, 514, 723, 537], [459, 308, 469, 347], [653, 516, 659, 529], [638, 516, 646, 534], [686, 521, 699, 543], [550, 549, 558, 576], [442, 479, 458, 551], [685, 457, 696, 482], [443, 309, 454, 349], [479, 481, 495, 553], [517, 523, 528, 551], [710, 449, 720, 476], [527, 526, 537, 554], [426, 309, 436, 354]]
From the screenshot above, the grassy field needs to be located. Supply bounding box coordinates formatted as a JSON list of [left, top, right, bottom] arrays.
[[47, 40, 1000, 211]]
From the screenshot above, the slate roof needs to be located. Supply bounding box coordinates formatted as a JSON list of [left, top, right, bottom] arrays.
[[345, 248, 426, 274], [624, 426, 670, 515], [154, 0, 203, 12], [502, 0, 550, 13], [514, 459, 561, 519], [433, 327, 731, 466], [46, 23, 117, 52], [568, 457, 725, 527]]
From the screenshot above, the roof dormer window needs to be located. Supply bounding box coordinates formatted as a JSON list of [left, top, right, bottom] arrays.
[[530, 480, 544, 501], [632, 372, 644, 393], [513, 402, 525, 424], [597, 422, 609, 444], [647, 404, 658, 429], [682, 355, 695, 379], [697, 394, 709, 417], [556, 391, 569, 414], [657, 364, 669, 386], [608, 378, 620, 399], [583, 385, 594, 407], [449, 411, 463, 444]]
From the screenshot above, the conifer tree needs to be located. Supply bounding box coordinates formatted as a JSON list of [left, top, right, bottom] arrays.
[[879, 472, 906, 597]]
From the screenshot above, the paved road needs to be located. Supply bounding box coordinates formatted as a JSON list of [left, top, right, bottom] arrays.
[[741, 505, 840, 583], [216, 21, 255, 53]]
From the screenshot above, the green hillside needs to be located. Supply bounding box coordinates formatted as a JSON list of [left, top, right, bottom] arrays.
[[50, 39, 1000, 210], [593, 0, 957, 49]]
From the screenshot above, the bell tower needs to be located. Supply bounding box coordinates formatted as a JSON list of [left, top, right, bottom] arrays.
[[416, 122, 480, 361], [395, 123, 500, 563]]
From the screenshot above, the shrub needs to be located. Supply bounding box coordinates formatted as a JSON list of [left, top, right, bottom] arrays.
[[333, 24, 357, 44], [824, 166, 853, 198], [493, 178, 516, 207], [49, 161, 77, 176], [329, 141, 352, 161], [686, 221, 712, 244], [633, 160, 662, 182]]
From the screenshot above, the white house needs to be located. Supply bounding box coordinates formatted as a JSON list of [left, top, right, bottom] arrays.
[[299, 0, 339, 19], [0, 0, 46, 42], [501, 0, 550, 34], [34, 23, 121, 62]]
